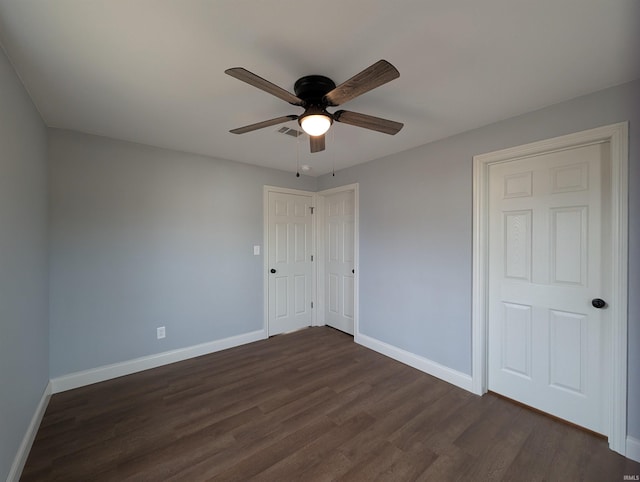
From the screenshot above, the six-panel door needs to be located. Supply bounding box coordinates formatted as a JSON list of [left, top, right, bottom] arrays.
[[488, 142, 608, 434], [268, 191, 313, 335], [324, 190, 355, 335]]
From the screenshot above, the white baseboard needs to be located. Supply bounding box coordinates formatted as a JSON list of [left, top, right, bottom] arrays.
[[7, 381, 52, 482], [51, 329, 267, 393], [627, 435, 640, 463], [355, 333, 474, 393]]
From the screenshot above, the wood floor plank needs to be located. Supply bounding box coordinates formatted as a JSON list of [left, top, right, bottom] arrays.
[[298, 448, 354, 481], [458, 405, 535, 481], [250, 412, 375, 481], [501, 415, 565, 480], [388, 385, 473, 452], [339, 440, 405, 481], [332, 395, 448, 474], [208, 416, 337, 481], [20, 326, 640, 481], [374, 441, 439, 481], [417, 445, 477, 482], [453, 394, 522, 457]]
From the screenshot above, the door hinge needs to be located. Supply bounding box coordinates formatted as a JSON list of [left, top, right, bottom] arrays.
[[310, 207, 315, 214], [311, 301, 314, 308], [311, 255, 314, 261]]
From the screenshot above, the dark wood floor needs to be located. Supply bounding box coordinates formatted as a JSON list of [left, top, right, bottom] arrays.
[[22, 327, 639, 481]]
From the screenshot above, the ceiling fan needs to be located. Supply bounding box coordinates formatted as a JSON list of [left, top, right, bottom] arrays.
[[225, 60, 404, 153]]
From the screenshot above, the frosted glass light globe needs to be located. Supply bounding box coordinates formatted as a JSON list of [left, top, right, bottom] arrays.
[[300, 114, 331, 136]]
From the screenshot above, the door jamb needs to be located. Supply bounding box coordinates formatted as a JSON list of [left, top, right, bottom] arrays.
[[471, 122, 629, 455], [263, 185, 318, 337], [316, 183, 360, 336]]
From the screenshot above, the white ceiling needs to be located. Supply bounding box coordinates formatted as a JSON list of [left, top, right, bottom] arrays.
[[0, 1, 638, 176]]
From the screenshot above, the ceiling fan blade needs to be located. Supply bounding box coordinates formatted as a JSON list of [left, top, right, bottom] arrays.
[[309, 134, 325, 153], [334, 110, 403, 135], [323, 60, 400, 106], [230, 115, 299, 134], [225, 68, 304, 106]]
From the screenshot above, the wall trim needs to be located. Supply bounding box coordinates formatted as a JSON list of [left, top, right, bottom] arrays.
[[356, 333, 474, 393], [627, 436, 640, 463], [51, 330, 266, 393], [7, 381, 52, 482], [471, 122, 629, 455]]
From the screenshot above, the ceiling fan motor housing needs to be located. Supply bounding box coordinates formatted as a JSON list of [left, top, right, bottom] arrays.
[[294, 75, 336, 131], [293, 75, 336, 106]]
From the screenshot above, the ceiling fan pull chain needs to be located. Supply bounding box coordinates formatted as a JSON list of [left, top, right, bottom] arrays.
[[296, 127, 301, 177], [332, 128, 336, 176]]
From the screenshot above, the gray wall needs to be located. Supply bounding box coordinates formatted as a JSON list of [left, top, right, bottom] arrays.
[[0, 49, 49, 479], [318, 79, 640, 439], [48, 130, 316, 377]]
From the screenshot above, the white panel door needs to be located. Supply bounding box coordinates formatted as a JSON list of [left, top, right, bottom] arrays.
[[488, 143, 608, 434], [268, 191, 313, 336], [324, 190, 355, 335]]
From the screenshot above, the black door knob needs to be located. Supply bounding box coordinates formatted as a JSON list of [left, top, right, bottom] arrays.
[[592, 298, 606, 309], [352, 269, 355, 274], [270, 268, 276, 274]]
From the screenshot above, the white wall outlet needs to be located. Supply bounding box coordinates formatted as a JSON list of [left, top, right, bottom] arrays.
[[157, 326, 166, 339], [253, 245, 260, 255]]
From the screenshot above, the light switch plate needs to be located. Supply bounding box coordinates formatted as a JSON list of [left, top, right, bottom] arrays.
[[253, 245, 260, 255]]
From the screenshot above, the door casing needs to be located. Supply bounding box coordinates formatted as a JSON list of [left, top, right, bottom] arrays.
[[471, 123, 629, 455]]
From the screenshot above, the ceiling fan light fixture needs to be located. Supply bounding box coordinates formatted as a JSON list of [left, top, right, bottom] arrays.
[[226, 60, 403, 153], [299, 109, 332, 136]]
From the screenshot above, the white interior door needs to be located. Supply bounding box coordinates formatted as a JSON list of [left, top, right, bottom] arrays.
[[324, 190, 355, 335], [488, 143, 609, 434], [267, 191, 313, 336]]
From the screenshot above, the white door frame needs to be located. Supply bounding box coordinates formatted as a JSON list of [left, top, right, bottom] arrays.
[[317, 183, 360, 335], [471, 122, 629, 455], [263, 186, 318, 335]]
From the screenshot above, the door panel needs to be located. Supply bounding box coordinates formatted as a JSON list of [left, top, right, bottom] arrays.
[[548, 309, 587, 394], [275, 277, 288, 319], [503, 210, 532, 281], [268, 191, 313, 335], [324, 190, 355, 335], [488, 143, 606, 434], [343, 275, 355, 319], [501, 302, 532, 378], [550, 207, 587, 285]]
